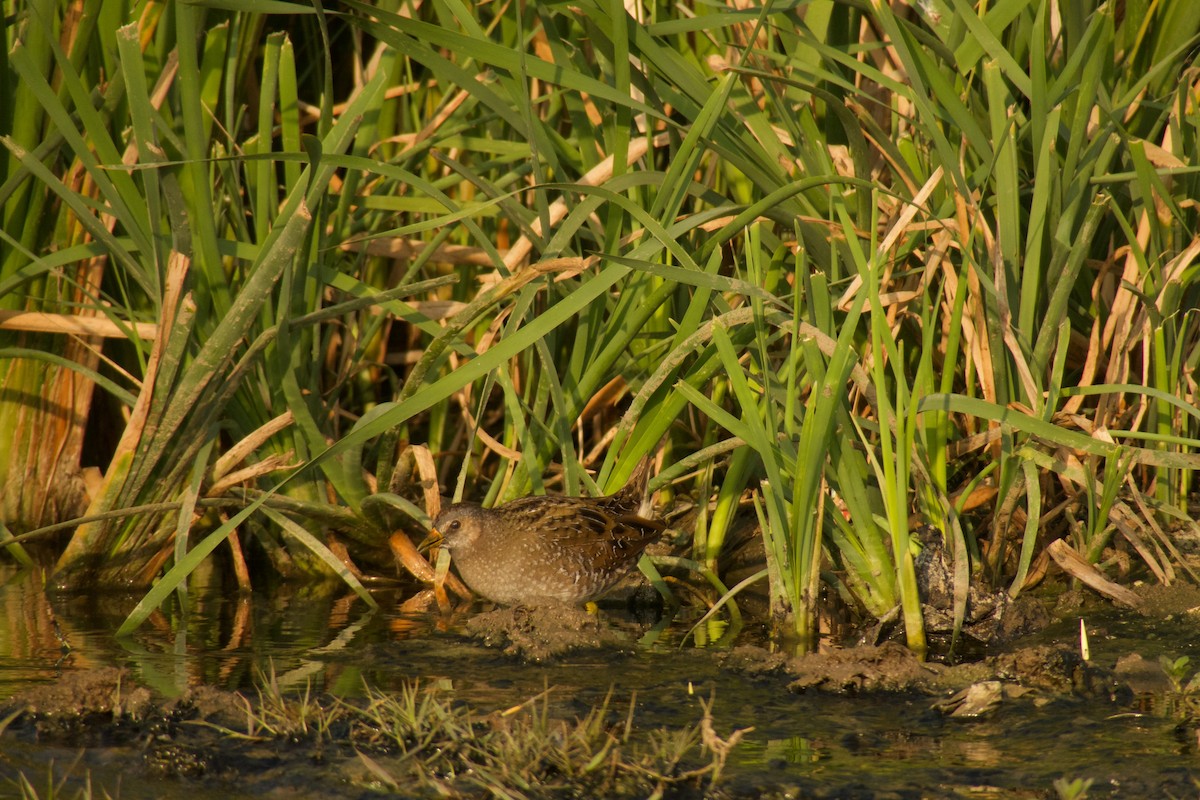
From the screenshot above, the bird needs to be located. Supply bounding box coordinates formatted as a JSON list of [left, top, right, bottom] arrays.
[[429, 457, 664, 606]]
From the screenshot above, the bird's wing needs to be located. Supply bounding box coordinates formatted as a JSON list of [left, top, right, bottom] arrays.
[[535, 499, 665, 570]]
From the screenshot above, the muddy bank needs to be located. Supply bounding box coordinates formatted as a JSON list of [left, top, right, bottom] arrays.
[[457, 600, 1131, 701], [1, 665, 744, 799], [4, 609, 1200, 799], [5, 576, 1200, 798]]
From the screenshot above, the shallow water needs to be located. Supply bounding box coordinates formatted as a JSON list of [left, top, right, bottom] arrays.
[[1, 565, 1198, 798]]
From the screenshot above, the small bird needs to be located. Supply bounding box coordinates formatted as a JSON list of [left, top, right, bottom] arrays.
[[430, 457, 664, 606]]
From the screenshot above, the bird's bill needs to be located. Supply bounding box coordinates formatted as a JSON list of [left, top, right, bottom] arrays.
[[416, 528, 443, 553]]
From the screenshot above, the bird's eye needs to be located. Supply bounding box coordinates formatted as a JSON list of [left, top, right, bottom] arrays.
[[448, 520, 461, 531]]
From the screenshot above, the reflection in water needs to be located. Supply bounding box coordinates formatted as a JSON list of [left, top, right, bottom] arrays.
[[0, 568, 74, 695], [0, 564, 405, 699], [764, 735, 823, 765]]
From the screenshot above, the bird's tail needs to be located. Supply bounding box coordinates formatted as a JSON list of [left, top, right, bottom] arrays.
[[610, 453, 655, 515]]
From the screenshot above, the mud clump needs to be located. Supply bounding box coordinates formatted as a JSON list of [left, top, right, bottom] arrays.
[[463, 604, 637, 660], [12, 666, 153, 721], [718, 645, 790, 679], [1134, 582, 1200, 617], [1113, 652, 1175, 694], [720, 641, 1128, 702], [5, 667, 154, 745], [2, 667, 259, 781], [786, 642, 940, 693], [720, 642, 945, 694], [984, 644, 1125, 699]]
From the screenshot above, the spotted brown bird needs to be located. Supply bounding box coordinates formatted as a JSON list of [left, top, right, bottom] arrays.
[[430, 457, 663, 605]]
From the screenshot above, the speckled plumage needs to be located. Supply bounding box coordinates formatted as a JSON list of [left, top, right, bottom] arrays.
[[431, 458, 663, 605]]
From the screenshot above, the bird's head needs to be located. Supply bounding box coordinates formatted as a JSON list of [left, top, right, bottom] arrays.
[[430, 504, 486, 552]]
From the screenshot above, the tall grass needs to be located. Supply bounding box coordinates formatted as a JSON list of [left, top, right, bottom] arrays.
[[2, 0, 1199, 653]]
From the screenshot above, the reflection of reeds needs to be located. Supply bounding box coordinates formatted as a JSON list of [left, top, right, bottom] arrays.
[[0, 570, 83, 685], [8, 753, 92, 800], [2, 2, 1199, 653]]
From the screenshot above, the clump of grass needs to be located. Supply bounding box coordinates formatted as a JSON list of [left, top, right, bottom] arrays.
[[1160, 655, 1200, 695], [347, 679, 476, 772], [240, 663, 345, 743], [1053, 776, 1095, 800], [226, 676, 748, 798], [361, 688, 747, 799]]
